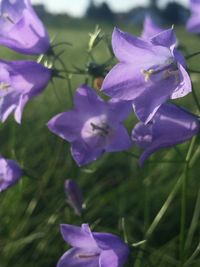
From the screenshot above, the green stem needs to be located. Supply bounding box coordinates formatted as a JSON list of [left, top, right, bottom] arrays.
[[186, 51, 200, 60], [191, 85, 200, 114], [179, 136, 197, 266]]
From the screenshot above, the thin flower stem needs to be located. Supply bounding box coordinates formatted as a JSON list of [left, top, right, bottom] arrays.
[[187, 68, 200, 74], [134, 140, 199, 267], [185, 189, 200, 253], [191, 85, 200, 114], [56, 55, 74, 104], [179, 136, 197, 267], [184, 243, 200, 266], [186, 51, 200, 60], [146, 174, 182, 238], [121, 217, 128, 244]]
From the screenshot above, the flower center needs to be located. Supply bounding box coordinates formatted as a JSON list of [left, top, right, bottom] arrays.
[[141, 58, 179, 84], [90, 122, 110, 137], [81, 115, 113, 140]]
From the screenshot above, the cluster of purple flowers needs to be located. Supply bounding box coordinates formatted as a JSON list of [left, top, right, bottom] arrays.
[[0, 0, 52, 191], [48, 22, 199, 168]]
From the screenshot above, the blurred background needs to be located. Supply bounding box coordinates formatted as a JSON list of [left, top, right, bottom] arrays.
[[31, 0, 190, 27]]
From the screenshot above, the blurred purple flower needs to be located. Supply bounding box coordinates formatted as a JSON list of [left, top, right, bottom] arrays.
[[65, 179, 83, 216], [187, 0, 200, 34], [132, 103, 200, 165], [57, 223, 129, 267], [141, 16, 164, 39], [0, 60, 51, 123], [0, 155, 22, 192], [102, 27, 191, 123], [47, 85, 132, 166], [0, 0, 50, 55]]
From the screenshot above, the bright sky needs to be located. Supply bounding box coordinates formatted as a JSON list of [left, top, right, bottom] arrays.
[[31, 0, 188, 17]]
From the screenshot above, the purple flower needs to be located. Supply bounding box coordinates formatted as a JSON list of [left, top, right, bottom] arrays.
[[0, 0, 50, 55], [0, 155, 22, 192], [102, 27, 191, 123], [141, 16, 164, 39], [187, 0, 200, 34], [0, 60, 51, 123], [57, 223, 129, 267], [132, 103, 200, 165], [47, 85, 132, 166], [65, 179, 83, 216]]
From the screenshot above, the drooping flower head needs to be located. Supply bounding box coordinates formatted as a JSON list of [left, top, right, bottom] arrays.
[[102, 27, 191, 123], [0, 156, 23, 192], [132, 103, 200, 165], [57, 223, 129, 267], [0, 60, 51, 123], [0, 0, 50, 55], [187, 0, 200, 34], [141, 16, 164, 39], [64, 179, 83, 216], [47, 85, 132, 166]]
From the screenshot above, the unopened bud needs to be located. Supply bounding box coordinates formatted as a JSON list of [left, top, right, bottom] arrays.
[[64, 179, 83, 216]]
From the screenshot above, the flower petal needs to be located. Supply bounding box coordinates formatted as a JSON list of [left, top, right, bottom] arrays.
[[151, 28, 177, 49], [132, 75, 176, 123], [112, 27, 171, 66], [0, 0, 50, 54], [47, 111, 82, 142], [57, 248, 99, 267], [71, 140, 104, 166], [60, 224, 99, 250], [74, 85, 104, 113], [99, 250, 119, 267], [141, 16, 163, 39], [106, 125, 132, 152], [170, 64, 192, 99], [139, 103, 200, 165], [102, 63, 145, 101]]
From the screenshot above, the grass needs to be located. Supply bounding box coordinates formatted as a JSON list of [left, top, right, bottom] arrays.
[[0, 21, 200, 267]]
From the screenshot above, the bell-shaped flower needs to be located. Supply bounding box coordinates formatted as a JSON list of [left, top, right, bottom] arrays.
[[65, 179, 83, 216], [187, 0, 200, 34], [141, 16, 164, 39], [0, 60, 51, 123], [57, 223, 129, 267], [102, 27, 191, 123], [0, 155, 23, 192], [0, 0, 50, 55], [47, 85, 132, 166], [132, 103, 200, 165]]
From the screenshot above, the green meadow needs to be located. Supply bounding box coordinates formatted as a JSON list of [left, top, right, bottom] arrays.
[[0, 22, 200, 267]]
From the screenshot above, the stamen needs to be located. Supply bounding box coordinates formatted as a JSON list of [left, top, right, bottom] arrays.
[[141, 69, 154, 82], [0, 83, 10, 90], [2, 13, 15, 24], [77, 253, 100, 259]]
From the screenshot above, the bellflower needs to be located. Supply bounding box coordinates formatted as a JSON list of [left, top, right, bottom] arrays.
[[141, 16, 163, 39], [102, 27, 191, 123], [65, 179, 83, 216], [57, 223, 129, 267], [0, 0, 50, 55], [132, 103, 200, 165], [0, 60, 51, 123], [47, 85, 132, 166], [187, 0, 200, 34], [0, 155, 22, 192]]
